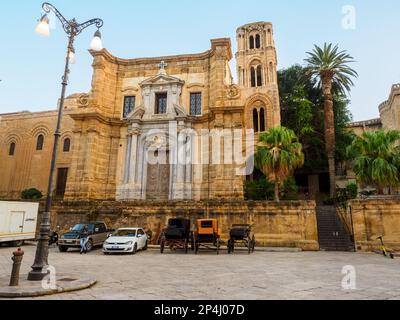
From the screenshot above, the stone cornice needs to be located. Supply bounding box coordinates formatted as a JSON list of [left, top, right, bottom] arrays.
[[348, 118, 382, 128], [89, 48, 215, 67], [70, 111, 124, 126], [236, 21, 273, 33]]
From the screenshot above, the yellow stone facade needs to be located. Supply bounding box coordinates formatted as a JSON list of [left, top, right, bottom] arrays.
[[379, 83, 400, 130], [0, 22, 281, 201]]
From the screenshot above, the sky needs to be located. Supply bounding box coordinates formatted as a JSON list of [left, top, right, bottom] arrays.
[[0, 0, 399, 121]]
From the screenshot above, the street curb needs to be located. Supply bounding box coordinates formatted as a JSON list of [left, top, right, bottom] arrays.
[[0, 273, 96, 298], [147, 245, 302, 253]]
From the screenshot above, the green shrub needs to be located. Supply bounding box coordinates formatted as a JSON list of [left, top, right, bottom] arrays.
[[281, 177, 299, 200], [244, 179, 274, 200], [244, 177, 299, 201], [322, 183, 358, 205], [21, 188, 43, 200], [346, 183, 358, 200]]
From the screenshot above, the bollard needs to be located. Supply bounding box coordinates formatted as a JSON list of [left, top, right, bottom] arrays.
[[9, 248, 24, 287]]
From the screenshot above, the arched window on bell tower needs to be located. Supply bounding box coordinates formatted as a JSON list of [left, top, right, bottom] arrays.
[[255, 34, 261, 49], [257, 65, 263, 87], [250, 67, 256, 87], [260, 108, 266, 132], [249, 36, 255, 49], [253, 109, 259, 133]]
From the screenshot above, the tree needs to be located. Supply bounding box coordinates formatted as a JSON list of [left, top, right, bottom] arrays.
[[21, 188, 43, 200], [347, 130, 400, 194], [278, 65, 355, 174], [304, 43, 358, 196], [255, 127, 305, 202]]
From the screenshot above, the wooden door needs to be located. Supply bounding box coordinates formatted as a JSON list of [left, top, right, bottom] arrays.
[[55, 168, 69, 198], [146, 152, 170, 200]]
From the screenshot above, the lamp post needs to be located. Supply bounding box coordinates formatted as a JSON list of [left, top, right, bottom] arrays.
[[28, 2, 104, 281]]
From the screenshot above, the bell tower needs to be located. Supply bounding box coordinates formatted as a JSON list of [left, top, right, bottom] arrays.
[[236, 22, 278, 88], [236, 22, 281, 131]]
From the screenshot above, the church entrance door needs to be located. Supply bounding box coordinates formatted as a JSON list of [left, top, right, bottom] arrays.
[[145, 151, 170, 200]]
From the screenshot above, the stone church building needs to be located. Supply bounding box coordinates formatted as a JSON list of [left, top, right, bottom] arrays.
[[0, 22, 281, 201]]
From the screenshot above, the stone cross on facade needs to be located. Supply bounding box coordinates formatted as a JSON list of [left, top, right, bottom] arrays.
[[158, 61, 168, 70], [157, 61, 168, 75]]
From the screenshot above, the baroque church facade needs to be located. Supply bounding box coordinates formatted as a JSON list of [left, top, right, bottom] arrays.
[[0, 22, 281, 201]]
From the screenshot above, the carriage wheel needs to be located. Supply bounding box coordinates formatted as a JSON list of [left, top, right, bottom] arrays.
[[184, 239, 189, 254], [194, 238, 199, 255], [160, 239, 165, 254], [227, 240, 232, 254], [247, 239, 252, 255], [190, 233, 195, 251]]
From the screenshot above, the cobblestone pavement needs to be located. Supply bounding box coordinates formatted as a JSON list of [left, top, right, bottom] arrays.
[[1, 243, 399, 300]]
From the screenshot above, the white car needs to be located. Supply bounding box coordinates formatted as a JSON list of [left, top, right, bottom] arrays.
[[103, 228, 148, 255]]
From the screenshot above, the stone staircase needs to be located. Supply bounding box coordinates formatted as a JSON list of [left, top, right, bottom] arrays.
[[316, 206, 355, 252]]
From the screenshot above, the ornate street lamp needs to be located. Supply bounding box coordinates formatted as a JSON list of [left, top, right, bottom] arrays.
[[28, 2, 104, 281]]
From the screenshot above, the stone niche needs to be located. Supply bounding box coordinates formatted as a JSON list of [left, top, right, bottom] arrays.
[[42, 200, 320, 251]]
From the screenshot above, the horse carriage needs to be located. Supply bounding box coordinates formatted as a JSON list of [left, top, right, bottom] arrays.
[[227, 224, 256, 254], [160, 218, 192, 254], [193, 219, 222, 255]]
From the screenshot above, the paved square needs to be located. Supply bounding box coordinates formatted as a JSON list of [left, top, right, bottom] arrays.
[[1, 243, 399, 300]]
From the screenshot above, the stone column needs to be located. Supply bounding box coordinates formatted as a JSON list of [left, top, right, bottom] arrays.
[[128, 129, 140, 185], [123, 135, 132, 185]]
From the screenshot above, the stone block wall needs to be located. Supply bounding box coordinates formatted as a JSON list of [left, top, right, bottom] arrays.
[[41, 200, 319, 251], [349, 198, 400, 252]]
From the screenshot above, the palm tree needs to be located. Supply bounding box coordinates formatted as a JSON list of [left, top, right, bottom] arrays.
[[304, 43, 358, 197], [255, 127, 304, 202], [347, 130, 400, 194]]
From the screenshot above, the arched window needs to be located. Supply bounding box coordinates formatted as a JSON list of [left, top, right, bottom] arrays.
[[249, 36, 255, 49], [257, 65, 263, 87], [9, 142, 16, 156], [253, 109, 259, 133], [63, 138, 71, 152], [36, 134, 44, 151], [250, 67, 256, 87], [260, 108, 266, 132], [255, 34, 261, 48]]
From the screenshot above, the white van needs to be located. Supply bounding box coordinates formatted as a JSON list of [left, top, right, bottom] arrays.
[[0, 201, 39, 247]]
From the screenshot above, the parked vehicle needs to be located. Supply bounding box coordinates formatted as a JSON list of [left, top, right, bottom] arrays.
[[0, 201, 39, 247], [227, 224, 256, 254], [160, 218, 192, 254], [58, 222, 112, 252], [103, 228, 148, 254], [193, 219, 221, 255]]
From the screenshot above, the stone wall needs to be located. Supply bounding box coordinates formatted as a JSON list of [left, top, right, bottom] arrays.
[[0, 110, 75, 199], [40, 200, 319, 251], [349, 198, 400, 252]]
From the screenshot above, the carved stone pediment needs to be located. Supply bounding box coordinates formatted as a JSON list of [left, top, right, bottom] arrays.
[[140, 73, 185, 87], [174, 104, 188, 117], [128, 105, 145, 120]]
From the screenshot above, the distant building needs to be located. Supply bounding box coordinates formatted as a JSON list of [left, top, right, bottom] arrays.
[[379, 83, 400, 130], [348, 118, 382, 136], [349, 83, 400, 135]]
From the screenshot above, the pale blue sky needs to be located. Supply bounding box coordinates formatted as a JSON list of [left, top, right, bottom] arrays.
[[1, 0, 399, 121]]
